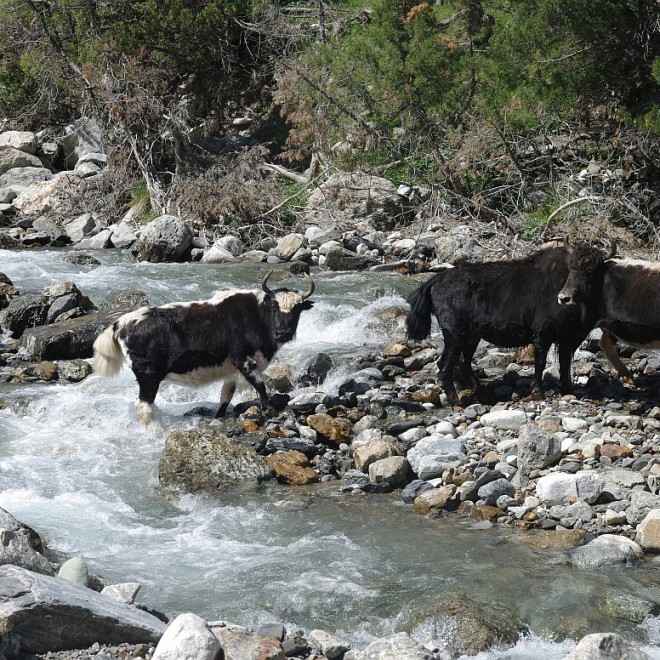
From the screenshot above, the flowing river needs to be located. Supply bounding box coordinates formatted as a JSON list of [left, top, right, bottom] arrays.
[[2, 247, 660, 658]]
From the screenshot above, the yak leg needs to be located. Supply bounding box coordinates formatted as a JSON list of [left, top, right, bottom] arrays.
[[439, 330, 463, 404], [558, 342, 577, 394], [236, 358, 276, 416], [599, 328, 635, 386], [460, 335, 480, 390], [134, 372, 162, 426], [216, 379, 237, 418], [532, 336, 552, 396]]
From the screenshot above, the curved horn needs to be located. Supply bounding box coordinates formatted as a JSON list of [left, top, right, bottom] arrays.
[[262, 269, 275, 296], [564, 234, 572, 248], [302, 273, 315, 300], [602, 238, 617, 260]]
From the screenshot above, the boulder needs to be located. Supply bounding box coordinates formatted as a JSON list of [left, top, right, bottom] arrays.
[[57, 557, 89, 587], [271, 233, 304, 261], [516, 423, 562, 475], [152, 613, 221, 660], [324, 246, 375, 271], [306, 413, 353, 447], [535, 471, 604, 506], [109, 219, 139, 248], [308, 629, 350, 659], [63, 213, 97, 243], [211, 622, 285, 660], [0, 131, 38, 154], [266, 451, 319, 486], [636, 509, 660, 552], [200, 245, 238, 264], [0, 564, 165, 655], [131, 215, 193, 263], [159, 424, 271, 492], [0, 508, 53, 576], [0, 293, 49, 338], [369, 456, 410, 488], [0, 149, 43, 177], [407, 593, 522, 657], [564, 632, 651, 660], [353, 440, 397, 472], [11, 172, 76, 215], [570, 534, 643, 568], [480, 409, 528, 431], [20, 305, 137, 361]]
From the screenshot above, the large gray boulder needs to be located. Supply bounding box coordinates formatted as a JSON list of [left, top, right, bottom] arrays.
[[0, 149, 44, 177], [0, 508, 53, 576], [0, 564, 166, 655], [159, 424, 272, 493], [0, 132, 37, 155], [20, 305, 137, 361], [132, 215, 193, 263]]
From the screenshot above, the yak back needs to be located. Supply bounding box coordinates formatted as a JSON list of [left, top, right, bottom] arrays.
[[428, 246, 596, 346], [117, 292, 278, 375], [601, 260, 660, 327]]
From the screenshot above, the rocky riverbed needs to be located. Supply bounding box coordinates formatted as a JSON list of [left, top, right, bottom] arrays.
[[3, 125, 660, 658]]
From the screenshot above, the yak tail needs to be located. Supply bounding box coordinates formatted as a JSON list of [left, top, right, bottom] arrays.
[[93, 325, 124, 377], [406, 274, 444, 341]]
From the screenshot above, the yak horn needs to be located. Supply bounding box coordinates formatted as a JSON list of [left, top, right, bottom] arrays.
[[262, 269, 275, 296], [564, 235, 572, 248], [302, 273, 315, 300], [602, 238, 617, 260]]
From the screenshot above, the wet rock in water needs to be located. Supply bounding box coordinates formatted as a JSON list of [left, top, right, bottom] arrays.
[[62, 253, 101, 267], [131, 215, 193, 263], [570, 534, 643, 568], [325, 246, 376, 271], [300, 352, 334, 386], [413, 485, 457, 513], [57, 556, 89, 587], [152, 613, 221, 660], [20, 305, 137, 361], [565, 632, 651, 659], [306, 412, 353, 446], [159, 423, 271, 492], [0, 293, 48, 337], [0, 507, 53, 575], [345, 632, 434, 660], [408, 593, 523, 657], [57, 358, 93, 382], [0, 564, 166, 655], [369, 456, 410, 488], [266, 451, 319, 486], [101, 582, 142, 605], [402, 479, 435, 504]]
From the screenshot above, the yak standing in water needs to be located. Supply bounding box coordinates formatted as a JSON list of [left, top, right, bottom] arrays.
[[93, 271, 315, 425], [405, 240, 614, 403]]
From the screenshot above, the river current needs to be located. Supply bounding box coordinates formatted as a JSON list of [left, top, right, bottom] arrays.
[[2, 248, 660, 658]]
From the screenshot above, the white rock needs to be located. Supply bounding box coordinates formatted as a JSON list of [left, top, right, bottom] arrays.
[[214, 234, 244, 256], [636, 509, 660, 552], [309, 629, 350, 659], [152, 612, 221, 660], [200, 245, 238, 264], [535, 471, 604, 505], [480, 409, 528, 431], [58, 557, 88, 586], [101, 582, 141, 604], [0, 131, 38, 154], [561, 416, 589, 432]]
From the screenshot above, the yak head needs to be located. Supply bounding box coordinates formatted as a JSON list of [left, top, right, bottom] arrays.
[[557, 237, 615, 307], [260, 270, 315, 344]]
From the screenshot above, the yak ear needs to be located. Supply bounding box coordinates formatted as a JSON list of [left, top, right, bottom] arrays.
[[301, 300, 315, 311]]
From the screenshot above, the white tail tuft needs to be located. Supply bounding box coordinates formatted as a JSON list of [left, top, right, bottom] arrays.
[[93, 326, 125, 377]]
